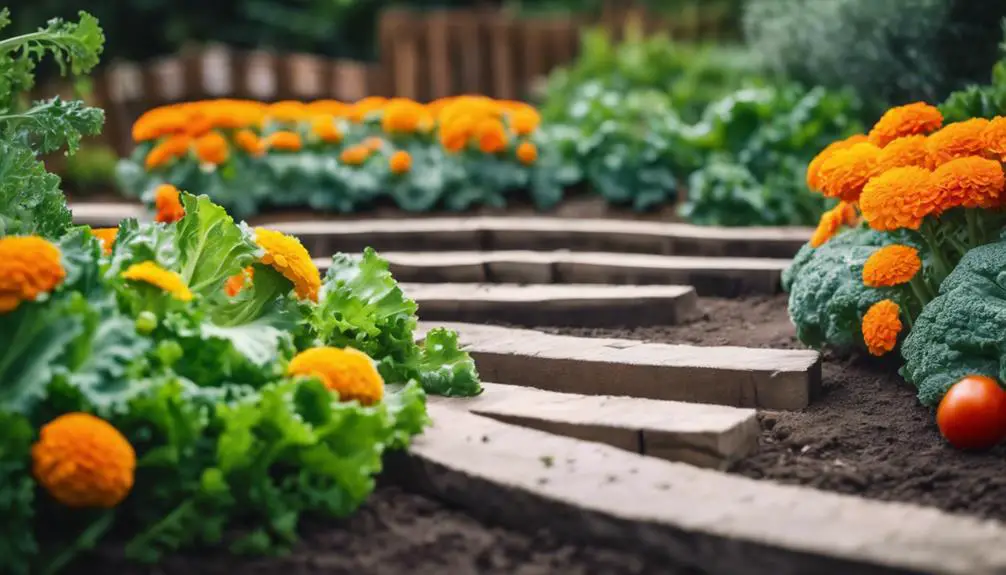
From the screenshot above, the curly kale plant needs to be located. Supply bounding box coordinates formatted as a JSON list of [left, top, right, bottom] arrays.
[[902, 239, 1006, 406], [0, 9, 104, 239], [784, 226, 926, 351]]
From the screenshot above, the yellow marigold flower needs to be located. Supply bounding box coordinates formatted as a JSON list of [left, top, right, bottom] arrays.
[[875, 134, 930, 173], [516, 141, 537, 165], [982, 116, 1006, 161], [254, 228, 321, 302], [0, 236, 66, 313], [32, 413, 135, 508], [194, 131, 229, 165], [311, 116, 343, 143], [154, 184, 185, 224], [235, 129, 266, 157], [817, 142, 881, 202], [862, 299, 903, 356], [122, 261, 193, 301], [381, 98, 429, 134], [868, 102, 943, 147], [862, 245, 921, 287], [266, 131, 303, 152], [933, 156, 1006, 209], [340, 145, 370, 166], [144, 133, 192, 170], [806, 134, 869, 191], [287, 346, 385, 405], [860, 166, 939, 231], [89, 228, 118, 255], [347, 96, 387, 123], [389, 150, 412, 175], [476, 117, 508, 154], [926, 118, 991, 167], [266, 100, 310, 123], [224, 266, 254, 297]]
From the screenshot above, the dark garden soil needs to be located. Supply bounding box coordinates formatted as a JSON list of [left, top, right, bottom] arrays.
[[542, 295, 1006, 525], [79, 485, 696, 575]]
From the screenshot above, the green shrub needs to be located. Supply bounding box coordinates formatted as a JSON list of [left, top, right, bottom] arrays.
[[743, 0, 1006, 116]]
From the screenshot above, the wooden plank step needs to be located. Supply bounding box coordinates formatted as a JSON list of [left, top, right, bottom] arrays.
[[70, 202, 147, 227], [400, 283, 699, 327], [265, 216, 811, 258], [315, 251, 790, 296], [391, 405, 1006, 575], [428, 382, 760, 469], [416, 322, 821, 410]]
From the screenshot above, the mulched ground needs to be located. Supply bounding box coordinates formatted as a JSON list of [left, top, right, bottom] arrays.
[[80, 486, 694, 575], [544, 294, 1006, 524]]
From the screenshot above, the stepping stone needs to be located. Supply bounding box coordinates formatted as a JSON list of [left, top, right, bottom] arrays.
[[265, 216, 811, 258], [392, 405, 1006, 575], [417, 322, 821, 410], [400, 283, 700, 327], [315, 250, 791, 296], [70, 202, 147, 227], [428, 382, 760, 469]]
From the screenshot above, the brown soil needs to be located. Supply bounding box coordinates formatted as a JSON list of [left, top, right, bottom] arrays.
[[543, 295, 1006, 524], [80, 486, 691, 575]]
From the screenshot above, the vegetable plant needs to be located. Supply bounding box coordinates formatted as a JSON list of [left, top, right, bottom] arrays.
[[0, 11, 482, 573]]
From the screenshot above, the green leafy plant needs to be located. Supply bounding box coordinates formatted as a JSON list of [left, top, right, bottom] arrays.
[[0, 8, 104, 239]]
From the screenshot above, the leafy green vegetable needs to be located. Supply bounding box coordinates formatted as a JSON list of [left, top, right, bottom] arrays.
[[901, 239, 1006, 406], [175, 194, 259, 298], [785, 227, 924, 351]]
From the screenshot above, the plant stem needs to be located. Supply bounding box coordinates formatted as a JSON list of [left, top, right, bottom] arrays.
[[0, 31, 51, 53], [965, 209, 982, 249], [919, 220, 953, 287], [40, 511, 115, 575], [909, 275, 933, 307]]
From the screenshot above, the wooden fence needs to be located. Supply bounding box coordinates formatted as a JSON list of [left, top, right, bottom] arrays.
[[41, 5, 735, 156]]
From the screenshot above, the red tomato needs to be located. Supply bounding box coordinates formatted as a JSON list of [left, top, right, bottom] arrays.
[[936, 375, 1006, 451]]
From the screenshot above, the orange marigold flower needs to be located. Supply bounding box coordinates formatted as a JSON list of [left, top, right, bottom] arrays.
[[862, 299, 903, 356], [817, 142, 881, 202], [254, 228, 321, 302], [266, 100, 310, 123], [439, 117, 475, 153], [875, 134, 930, 173], [184, 112, 214, 138], [132, 106, 186, 142], [933, 156, 1006, 209], [89, 228, 118, 255], [340, 145, 370, 166], [516, 141, 537, 165], [509, 106, 541, 136], [926, 118, 991, 167], [363, 137, 385, 152], [347, 96, 387, 123], [311, 116, 343, 144], [287, 346, 385, 405], [982, 116, 1006, 161], [862, 245, 921, 287], [194, 131, 229, 165], [806, 134, 869, 191], [809, 202, 858, 248], [32, 413, 135, 508], [154, 184, 185, 224], [234, 129, 266, 156], [868, 102, 943, 147], [121, 261, 193, 301], [0, 236, 66, 313], [389, 150, 412, 175], [476, 118, 508, 154], [860, 166, 939, 231], [381, 98, 429, 134], [266, 130, 303, 152], [224, 266, 254, 297], [144, 133, 192, 170]]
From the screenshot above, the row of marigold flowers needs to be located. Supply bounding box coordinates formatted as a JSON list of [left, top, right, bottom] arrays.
[[134, 96, 542, 173]]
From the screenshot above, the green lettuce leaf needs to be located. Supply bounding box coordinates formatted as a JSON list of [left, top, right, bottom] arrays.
[[175, 194, 260, 299]]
